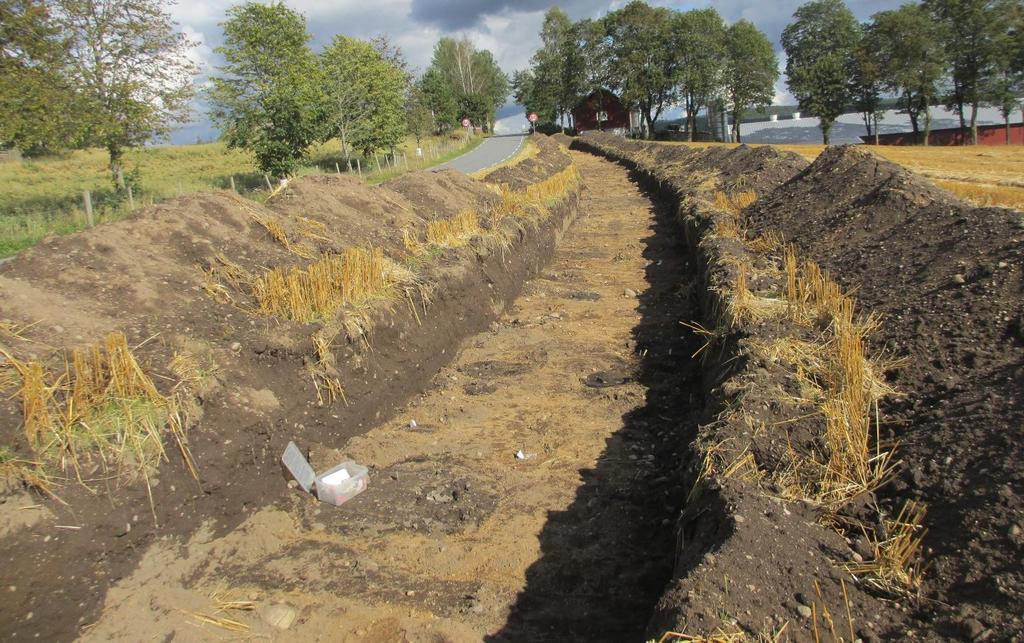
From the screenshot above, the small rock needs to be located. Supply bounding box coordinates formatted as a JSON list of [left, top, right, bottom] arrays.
[[964, 618, 985, 639], [852, 552, 864, 563], [405, 590, 416, 597], [623, 288, 637, 298], [286, 480, 298, 489], [952, 274, 966, 285], [356, 557, 380, 573], [230, 341, 242, 352], [797, 604, 813, 618], [260, 603, 297, 630]]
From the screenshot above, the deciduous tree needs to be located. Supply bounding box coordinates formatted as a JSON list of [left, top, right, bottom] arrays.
[[676, 8, 727, 141], [55, 0, 196, 184], [851, 25, 885, 143], [723, 19, 777, 144], [208, 2, 325, 178], [573, 18, 612, 131], [782, 0, 860, 144], [923, 0, 1004, 143], [426, 38, 508, 131], [605, 1, 679, 138], [871, 4, 947, 145], [0, 0, 80, 153], [321, 35, 407, 159]]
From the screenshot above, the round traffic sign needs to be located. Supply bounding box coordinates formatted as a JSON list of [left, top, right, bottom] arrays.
[[528, 112, 538, 123], [461, 118, 471, 127]]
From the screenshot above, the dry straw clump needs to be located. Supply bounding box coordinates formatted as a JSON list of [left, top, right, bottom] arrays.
[[843, 500, 927, 597], [252, 246, 410, 322], [1, 332, 170, 485], [425, 209, 481, 248], [489, 163, 582, 226]]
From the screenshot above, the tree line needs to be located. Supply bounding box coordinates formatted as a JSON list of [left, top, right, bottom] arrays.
[[516, 0, 1024, 145], [514, 4, 779, 143], [0, 0, 510, 180], [786, 0, 1023, 144]]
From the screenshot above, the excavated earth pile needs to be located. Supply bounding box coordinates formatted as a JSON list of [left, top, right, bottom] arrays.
[[575, 132, 1023, 641], [0, 135, 581, 640], [747, 148, 1024, 640]]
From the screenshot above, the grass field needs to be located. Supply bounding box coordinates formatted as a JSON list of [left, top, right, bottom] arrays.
[[0, 134, 481, 257], [675, 140, 1024, 211]]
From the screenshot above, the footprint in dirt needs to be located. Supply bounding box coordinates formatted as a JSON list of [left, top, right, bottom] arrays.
[[461, 360, 532, 378], [583, 369, 633, 388]]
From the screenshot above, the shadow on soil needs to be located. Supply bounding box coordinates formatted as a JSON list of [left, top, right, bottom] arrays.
[[488, 170, 707, 641]]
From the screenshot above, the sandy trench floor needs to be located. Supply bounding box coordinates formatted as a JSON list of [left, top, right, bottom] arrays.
[[78, 151, 695, 642]]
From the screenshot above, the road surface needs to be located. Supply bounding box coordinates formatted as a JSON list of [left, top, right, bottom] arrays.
[[434, 134, 526, 174]]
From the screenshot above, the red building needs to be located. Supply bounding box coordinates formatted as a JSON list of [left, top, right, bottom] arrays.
[[572, 89, 636, 133], [862, 121, 1024, 146]]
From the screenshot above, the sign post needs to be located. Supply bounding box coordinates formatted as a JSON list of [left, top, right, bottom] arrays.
[[527, 112, 538, 134]]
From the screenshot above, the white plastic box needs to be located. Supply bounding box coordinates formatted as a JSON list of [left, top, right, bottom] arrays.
[[315, 461, 369, 506]]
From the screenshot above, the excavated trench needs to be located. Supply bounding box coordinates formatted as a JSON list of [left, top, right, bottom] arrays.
[[491, 167, 704, 640], [43, 147, 711, 642], [11, 133, 1014, 640]]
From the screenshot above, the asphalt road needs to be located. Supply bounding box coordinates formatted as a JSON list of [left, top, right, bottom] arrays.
[[434, 134, 526, 175]]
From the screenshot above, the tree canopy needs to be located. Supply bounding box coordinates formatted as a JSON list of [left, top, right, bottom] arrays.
[[605, 1, 679, 138], [871, 4, 947, 144], [724, 20, 779, 143], [424, 38, 509, 131], [782, 0, 861, 144], [1, 0, 196, 179], [208, 2, 324, 177], [321, 35, 408, 158]]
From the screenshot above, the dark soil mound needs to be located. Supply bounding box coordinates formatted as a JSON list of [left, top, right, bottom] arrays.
[[749, 145, 1024, 639]]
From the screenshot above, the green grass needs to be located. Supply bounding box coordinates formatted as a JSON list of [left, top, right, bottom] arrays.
[[0, 134, 480, 257]]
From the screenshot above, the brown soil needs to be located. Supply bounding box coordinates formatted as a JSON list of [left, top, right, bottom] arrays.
[[4, 129, 1021, 643], [747, 146, 1024, 640], [62, 150, 699, 641], [0, 137, 581, 640], [579, 132, 1024, 642]]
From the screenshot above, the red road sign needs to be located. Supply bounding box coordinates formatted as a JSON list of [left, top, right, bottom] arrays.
[[528, 112, 538, 123], [461, 118, 471, 127]]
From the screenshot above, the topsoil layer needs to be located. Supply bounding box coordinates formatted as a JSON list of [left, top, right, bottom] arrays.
[[0, 135, 580, 640], [747, 146, 1024, 640], [577, 132, 1023, 641]]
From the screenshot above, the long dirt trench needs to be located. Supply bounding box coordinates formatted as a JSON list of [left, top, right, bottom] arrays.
[[80, 151, 702, 642]]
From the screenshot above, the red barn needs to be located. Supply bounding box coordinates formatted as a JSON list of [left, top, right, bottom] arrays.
[[573, 89, 634, 133], [862, 121, 1024, 146]]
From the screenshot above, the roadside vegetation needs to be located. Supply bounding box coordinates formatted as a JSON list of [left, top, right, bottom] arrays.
[[0, 134, 481, 257], [0, 0, 506, 256]]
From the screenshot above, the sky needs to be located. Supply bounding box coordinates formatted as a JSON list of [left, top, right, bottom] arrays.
[[167, 0, 907, 143]]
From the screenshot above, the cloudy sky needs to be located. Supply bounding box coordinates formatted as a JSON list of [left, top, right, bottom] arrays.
[[168, 0, 905, 143]]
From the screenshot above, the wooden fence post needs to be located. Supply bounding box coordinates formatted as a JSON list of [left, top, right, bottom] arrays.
[[374, 152, 381, 173], [347, 160, 353, 174], [264, 174, 273, 190], [356, 158, 362, 177], [229, 176, 236, 192], [335, 162, 341, 175], [127, 185, 135, 209], [82, 190, 94, 227]]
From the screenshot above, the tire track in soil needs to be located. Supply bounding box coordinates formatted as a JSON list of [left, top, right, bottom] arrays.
[[79, 151, 703, 642]]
